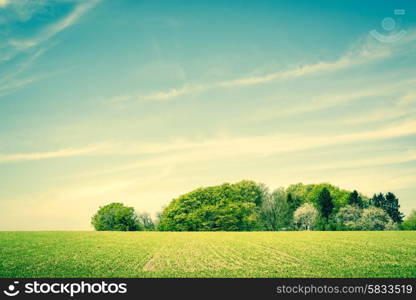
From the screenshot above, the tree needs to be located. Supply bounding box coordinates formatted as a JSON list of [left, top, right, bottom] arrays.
[[260, 188, 290, 230], [358, 207, 393, 231], [91, 202, 142, 231], [384, 192, 404, 223], [334, 205, 362, 230], [158, 180, 266, 231], [286, 183, 370, 211], [401, 210, 416, 230], [371, 193, 385, 208], [293, 203, 319, 230], [348, 190, 363, 208], [137, 212, 155, 230], [317, 187, 334, 220], [371, 192, 403, 224], [287, 192, 301, 215]]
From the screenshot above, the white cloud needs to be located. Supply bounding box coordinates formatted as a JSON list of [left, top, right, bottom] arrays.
[[0, 144, 104, 163], [58, 118, 416, 181], [0, 1, 100, 97], [398, 90, 416, 106], [244, 77, 416, 124], [114, 28, 416, 104], [142, 84, 208, 101], [137, 35, 394, 101], [9, 0, 101, 51], [341, 107, 416, 125], [3, 118, 416, 166], [303, 150, 416, 172]]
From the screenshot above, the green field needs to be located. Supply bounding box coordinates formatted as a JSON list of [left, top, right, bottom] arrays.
[[1, 231, 415, 278]]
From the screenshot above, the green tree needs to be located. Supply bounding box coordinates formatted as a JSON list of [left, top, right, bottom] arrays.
[[371, 192, 403, 224], [317, 187, 334, 220], [287, 192, 301, 215], [91, 202, 142, 231], [384, 192, 404, 223], [348, 190, 363, 208], [371, 193, 385, 208], [401, 210, 416, 230], [260, 188, 290, 230], [158, 180, 265, 231], [305, 184, 349, 211]]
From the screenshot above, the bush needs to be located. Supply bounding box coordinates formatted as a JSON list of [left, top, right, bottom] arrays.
[[358, 207, 393, 231], [293, 203, 319, 230], [334, 205, 362, 230], [401, 210, 416, 230], [91, 202, 143, 231]]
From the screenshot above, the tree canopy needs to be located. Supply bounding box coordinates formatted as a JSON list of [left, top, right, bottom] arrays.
[[91, 181, 408, 232], [348, 190, 363, 208], [157, 180, 265, 231], [91, 202, 143, 231]]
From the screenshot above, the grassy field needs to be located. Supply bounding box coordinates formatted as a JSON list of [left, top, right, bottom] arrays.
[[0, 231, 415, 278]]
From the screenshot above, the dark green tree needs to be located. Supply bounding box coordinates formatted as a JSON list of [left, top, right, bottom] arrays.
[[348, 190, 363, 208], [371, 192, 403, 223], [317, 187, 334, 220], [371, 193, 385, 208], [384, 192, 404, 223], [91, 202, 143, 231]]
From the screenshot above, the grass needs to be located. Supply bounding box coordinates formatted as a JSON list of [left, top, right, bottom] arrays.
[[0, 231, 415, 278]]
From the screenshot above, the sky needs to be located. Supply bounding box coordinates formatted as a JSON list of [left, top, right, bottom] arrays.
[[0, 0, 415, 230]]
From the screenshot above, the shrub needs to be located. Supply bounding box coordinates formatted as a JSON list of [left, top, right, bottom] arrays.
[[401, 210, 416, 230], [358, 207, 394, 231], [91, 202, 143, 231], [334, 205, 362, 230]]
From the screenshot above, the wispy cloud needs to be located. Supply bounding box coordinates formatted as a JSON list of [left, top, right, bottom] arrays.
[[340, 106, 416, 125], [248, 77, 416, 123], [130, 119, 416, 165], [8, 0, 100, 51], [2, 45, 50, 77], [52, 118, 416, 180], [133, 36, 395, 102], [0, 144, 104, 163], [303, 150, 416, 172], [397, 90, 416, 106], [5, 118, 416, 166], [101, 28, 416, 105], [0, 67, 69, 99], [0, 1, 100, 97]]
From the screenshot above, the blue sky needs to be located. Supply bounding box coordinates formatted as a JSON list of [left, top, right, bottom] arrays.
[[0, 0, 415, 230]]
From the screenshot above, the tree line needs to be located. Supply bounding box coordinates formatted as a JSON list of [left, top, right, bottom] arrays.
[[91, 180, 416, 231]]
